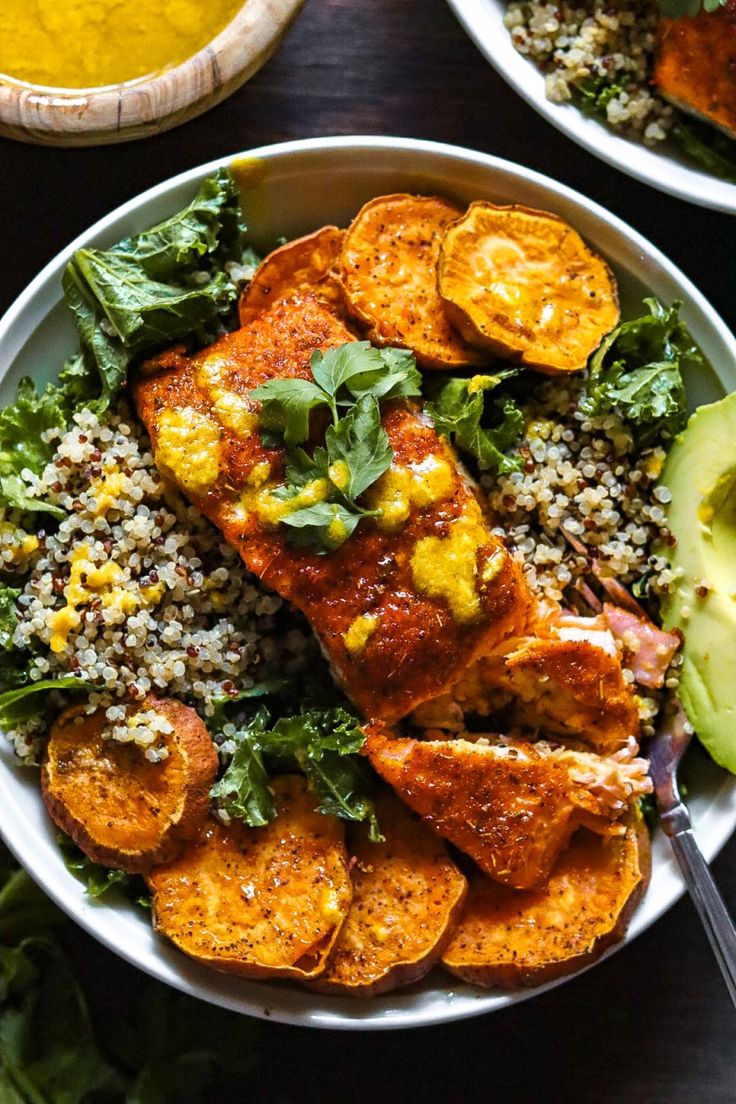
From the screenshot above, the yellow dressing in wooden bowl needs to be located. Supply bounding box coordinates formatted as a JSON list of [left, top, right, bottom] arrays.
[[0, 0, 247, 89], [0, 0, 305, 145]]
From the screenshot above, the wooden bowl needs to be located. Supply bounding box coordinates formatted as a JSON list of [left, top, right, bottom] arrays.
[[0, 0, 305, 147]]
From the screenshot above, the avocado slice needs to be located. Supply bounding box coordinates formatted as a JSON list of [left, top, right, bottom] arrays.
[[659, 390, 736, 774]]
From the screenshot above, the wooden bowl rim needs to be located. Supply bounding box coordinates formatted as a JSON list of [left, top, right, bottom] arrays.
[[0, 0, 305, 144]]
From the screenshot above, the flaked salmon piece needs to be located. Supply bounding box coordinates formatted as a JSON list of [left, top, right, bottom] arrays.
[[134, 294, 530, 725], [364, 727, 648, 889], [602, 603, 681, 690], [655, 3, 736, 140], [412, 611, 640, 753]]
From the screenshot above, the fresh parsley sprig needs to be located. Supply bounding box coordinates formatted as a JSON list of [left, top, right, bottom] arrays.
[[250, 342, 421, 553]]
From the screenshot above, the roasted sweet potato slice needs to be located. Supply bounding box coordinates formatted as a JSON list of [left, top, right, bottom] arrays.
[[441, 814, 650, 988], [438, 201, 620, 374], [238, 226, 346, 326], [41, 697, 217, 874], [365, 728, 580, 890], [308, 790, 467, 997], [148, 775, 352, 980], [339, 193, 486, 369]]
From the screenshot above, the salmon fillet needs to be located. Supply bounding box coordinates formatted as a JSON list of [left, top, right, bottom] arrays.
[[655, 2, 736, 139], [134, 294, 530, 723]]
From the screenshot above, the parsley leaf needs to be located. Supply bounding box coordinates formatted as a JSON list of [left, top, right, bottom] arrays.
[[251, 378, 330, 446], [426, 371, 524, 474], [308, 342, 422, 407], [280, 501, 363, 552], [251, 343, 416, 553], [581, 298, 699, 445], [325, 394, 392, 499]]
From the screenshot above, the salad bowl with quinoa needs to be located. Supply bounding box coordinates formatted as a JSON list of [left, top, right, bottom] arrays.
[[1, 138, 736, 1030], [447, 0, 736, 213]]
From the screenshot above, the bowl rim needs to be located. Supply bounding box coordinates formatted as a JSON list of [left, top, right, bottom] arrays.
[[1, 135, 736, 1030], [445, 0, 736, 215], [0, 0, 305, 145]]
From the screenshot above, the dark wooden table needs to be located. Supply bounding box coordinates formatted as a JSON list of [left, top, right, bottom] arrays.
[[2, 1, 735, 1100]]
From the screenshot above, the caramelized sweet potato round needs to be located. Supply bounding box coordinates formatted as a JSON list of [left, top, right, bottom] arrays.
[[441, 814, 650, 988], [438, 201, 620, 374], [339, 193, 486, 369], [41, 696, 218, 874], [238, 226, 346, 326], [308, 790, 467, 997], [148, 775, 352, 980]]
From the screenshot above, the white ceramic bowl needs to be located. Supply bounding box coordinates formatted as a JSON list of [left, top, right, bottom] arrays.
[[446, 0, 736, 215], [1, 136, 735, 1030]]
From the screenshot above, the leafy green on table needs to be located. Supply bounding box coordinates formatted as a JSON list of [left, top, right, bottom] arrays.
[[210, 704, 381, 841], [671, 120, 736, 183], [581, 298, 701, 445], [425, 370, 524, 474], [251, 341, 421, 553]]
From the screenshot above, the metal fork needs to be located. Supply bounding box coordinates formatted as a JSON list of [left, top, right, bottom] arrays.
[[648, 701, 736, 1008], [562, 529, 736, 1007]]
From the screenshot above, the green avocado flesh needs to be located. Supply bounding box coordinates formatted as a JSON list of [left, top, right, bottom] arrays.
[[660, 390, 736, 774]]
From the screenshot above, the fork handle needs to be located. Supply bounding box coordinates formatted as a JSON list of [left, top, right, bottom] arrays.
[[667, 819, 736, 1010]]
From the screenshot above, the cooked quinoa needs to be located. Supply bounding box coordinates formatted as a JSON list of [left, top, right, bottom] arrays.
[[483, 372, 681, 734], [504, 0, 675, 144], [484, 373, 678, 604], [2, 401, 310, 763]]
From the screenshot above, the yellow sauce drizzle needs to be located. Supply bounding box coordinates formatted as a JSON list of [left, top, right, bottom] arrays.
[[366, 455, 455, 532], [235, 478, 330, 528], [0, 0, 245, 89], [410, 506, 502, 624], [48, 544, 165, 653], [196, 359, 260, 438], [155, 407, 221, 495], [342, 614, 380, 657]]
